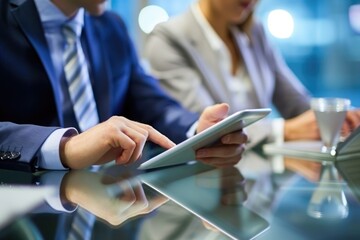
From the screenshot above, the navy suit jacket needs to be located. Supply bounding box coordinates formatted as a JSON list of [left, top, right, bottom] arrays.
[[0, 0, 198, 169]]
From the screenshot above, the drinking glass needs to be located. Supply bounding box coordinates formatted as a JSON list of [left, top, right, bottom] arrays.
[[310, 98, 351, 154]]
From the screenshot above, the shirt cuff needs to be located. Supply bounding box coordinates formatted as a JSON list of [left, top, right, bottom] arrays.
[[186, 121, 198, 138], [39, 128, 78, 170], [271, 118, 285, 144], [270, 118, 285, 173]]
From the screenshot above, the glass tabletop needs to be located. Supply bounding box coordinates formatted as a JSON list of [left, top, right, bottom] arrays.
[[1, 148, 360, 240]]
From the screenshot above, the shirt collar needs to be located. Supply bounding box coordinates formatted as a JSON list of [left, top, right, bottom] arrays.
[[34, 0, 84, 34], [191, 3, 223, 51]]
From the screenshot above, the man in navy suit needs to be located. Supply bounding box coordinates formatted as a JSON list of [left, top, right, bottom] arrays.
[[0, 0, 247, 170]]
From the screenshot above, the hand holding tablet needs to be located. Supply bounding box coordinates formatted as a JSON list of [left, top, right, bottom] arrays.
[[139, 108, 271, 170]]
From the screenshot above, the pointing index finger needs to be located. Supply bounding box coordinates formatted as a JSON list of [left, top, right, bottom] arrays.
[[135, 123, 176, 149]]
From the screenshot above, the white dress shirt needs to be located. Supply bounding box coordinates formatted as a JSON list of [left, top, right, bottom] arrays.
[[34, 0, 84, 170], [191, 3, 284, 144]]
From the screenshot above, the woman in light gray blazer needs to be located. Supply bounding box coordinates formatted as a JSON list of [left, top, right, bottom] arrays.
[[144, 0, 321, 147]]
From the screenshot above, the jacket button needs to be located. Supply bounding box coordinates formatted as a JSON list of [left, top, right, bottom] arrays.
[[0, 151, 21, 161], [10, 151, 21, 160]]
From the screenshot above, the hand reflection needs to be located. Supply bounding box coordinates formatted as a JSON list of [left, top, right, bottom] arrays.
[[195, 166, 247, 232], [62, 169, 168, 226], [195, 166, 247, 205], [284, 157, 323, 182], [220, 167, 247, 205]]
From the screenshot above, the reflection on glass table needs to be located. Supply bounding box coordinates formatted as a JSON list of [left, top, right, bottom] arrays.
[[0, 186, 55, 229], [252, 152, 360, 240], [62, 169, 168, 226], [139, 162, 269, 240], [63, 162, 270, 240], [2, 149, 360, 240], [281, 156, 348, 219], [335, 157, 360, 204], [307, 162, 348, 220], [0, 167, 168, 240]]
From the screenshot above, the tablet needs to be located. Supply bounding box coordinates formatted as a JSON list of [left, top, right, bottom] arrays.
[[262, 125, 360, 161], [139, 108, 271, 170]]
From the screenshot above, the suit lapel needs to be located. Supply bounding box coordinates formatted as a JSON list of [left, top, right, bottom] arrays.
[[251, 26, 273, 105], [181, 10, 231, 104], [234, 31, 264, 107], [83, 14, 111, 122], [10, 0, 64, 126]]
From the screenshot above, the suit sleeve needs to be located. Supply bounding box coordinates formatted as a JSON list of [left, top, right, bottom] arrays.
[[0, 122, 58, 170], [102, 13, 199, 143], [127, 45, 199, 143]]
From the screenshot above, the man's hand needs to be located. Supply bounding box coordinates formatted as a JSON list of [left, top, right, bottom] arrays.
[[60, 116, 175, 169], [195, 104, 247, 167]]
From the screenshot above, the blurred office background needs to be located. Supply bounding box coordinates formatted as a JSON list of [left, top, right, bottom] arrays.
[[109, 0, 360, 106]]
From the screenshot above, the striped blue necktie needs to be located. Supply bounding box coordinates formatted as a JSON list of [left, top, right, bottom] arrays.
[[62, 23, 99, 131]]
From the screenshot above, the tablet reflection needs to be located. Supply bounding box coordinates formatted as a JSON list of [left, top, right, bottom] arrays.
[[139, 163, 269, 240]]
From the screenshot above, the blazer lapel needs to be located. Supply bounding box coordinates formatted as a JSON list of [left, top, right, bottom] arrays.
[[251, 26, 273, 105], [234, 32, 264, 107], [181, 10, 231, 104], [10, 0, 64, 126], [83, 14, 111, 122]]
